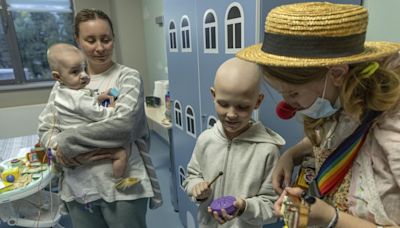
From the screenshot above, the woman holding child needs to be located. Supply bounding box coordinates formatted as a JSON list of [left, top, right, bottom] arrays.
[[238, 2, 400, 228], [38, 9, 160, 228]]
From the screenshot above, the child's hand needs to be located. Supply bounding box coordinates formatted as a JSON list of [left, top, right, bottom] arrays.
[[108, 97, 116, 107], [97, 93, 113, 103], [207, 197, 246, 224], [192, 181, 212, 201]]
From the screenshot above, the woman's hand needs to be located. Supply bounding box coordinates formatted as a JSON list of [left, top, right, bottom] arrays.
[[207, 197, 246, 224], [275, 187, 336, 227], [272, 151, 295, 193], [192, 181, 212, 201], [272, 137, 313, 193], [55, 147, 113, 167], [55, 146, 81, 168], [73, 149, 113, 165]]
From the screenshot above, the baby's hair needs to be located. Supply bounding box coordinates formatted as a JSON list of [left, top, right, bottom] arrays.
[[47, 43, 81, 72]]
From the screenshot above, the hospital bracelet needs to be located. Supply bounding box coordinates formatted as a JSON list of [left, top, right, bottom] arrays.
[[327, 207, 339, 228]]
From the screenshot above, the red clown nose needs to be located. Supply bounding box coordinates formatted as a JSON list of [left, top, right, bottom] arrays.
[[276, 101, 296, 119]]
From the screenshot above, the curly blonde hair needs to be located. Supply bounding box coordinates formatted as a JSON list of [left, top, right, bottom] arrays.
[[261, 55, 400, 146]]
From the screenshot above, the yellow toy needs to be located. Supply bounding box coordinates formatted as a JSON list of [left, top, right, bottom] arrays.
[[1, 167, 20, 184], [114, 177, 141, 191]]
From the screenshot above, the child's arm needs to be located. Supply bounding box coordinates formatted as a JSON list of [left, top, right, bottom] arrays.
[[183, 140, 211, 202], [76, 91, 115, 121], [237, 145, 281, 226]]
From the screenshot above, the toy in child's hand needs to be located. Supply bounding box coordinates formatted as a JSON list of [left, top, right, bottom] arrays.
[[210, 196, 237, 218], [208, 171, 223, 187], [101, 88, 120, 107]]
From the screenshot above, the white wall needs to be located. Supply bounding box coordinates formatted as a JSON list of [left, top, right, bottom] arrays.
[[364, 0, 400, 42], [0, 104, 46, 138], [141, 0, 168, 95], [110, 0, 150, 95]]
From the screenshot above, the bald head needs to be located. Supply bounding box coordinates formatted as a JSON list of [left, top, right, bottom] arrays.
[[214, 57, 261, 95], [47, 43, 83, 71]]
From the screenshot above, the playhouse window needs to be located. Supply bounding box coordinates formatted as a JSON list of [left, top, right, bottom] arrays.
[[174, 100, 183, 129], [203, 9, 218, 53], [179, 166, 186, 190], [225, 3, 244, 54], [185, 106, 196, 137], [168, 21, 178, 52], [180, 16, 191, 52]]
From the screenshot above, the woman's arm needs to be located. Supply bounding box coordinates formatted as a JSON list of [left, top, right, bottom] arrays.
[[275, 187, 397, 228], [272, 137, 313, 193], [57, 68, 148, 158]]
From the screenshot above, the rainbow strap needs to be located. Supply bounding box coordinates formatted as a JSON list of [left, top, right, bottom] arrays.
[[310, 111, 381, 197]]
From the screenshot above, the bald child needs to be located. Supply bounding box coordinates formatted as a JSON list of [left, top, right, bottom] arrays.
[[183, 57, 285, 228], [46, 43, 128, 180]]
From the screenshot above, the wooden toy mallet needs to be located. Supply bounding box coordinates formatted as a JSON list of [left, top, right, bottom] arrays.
[[208, 171, 224, 187]]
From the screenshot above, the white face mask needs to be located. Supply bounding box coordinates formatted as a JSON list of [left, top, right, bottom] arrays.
[[297, 76, 340, 119]]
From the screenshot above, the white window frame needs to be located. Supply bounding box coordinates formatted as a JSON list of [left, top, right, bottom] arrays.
[[168, 20, 178, 52], [179, 166, 186, 191], [185, 105, 196, 138], [225, 2, 244, 54], [180, 15, 192, 53], [203, 9, 218, 54], [174, 100, 183, 130]]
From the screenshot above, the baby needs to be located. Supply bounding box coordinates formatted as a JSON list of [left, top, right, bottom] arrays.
[[47, 43, 127, 179]]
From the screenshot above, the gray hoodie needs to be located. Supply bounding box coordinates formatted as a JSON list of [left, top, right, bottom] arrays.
[[184, 120, 285, 228]]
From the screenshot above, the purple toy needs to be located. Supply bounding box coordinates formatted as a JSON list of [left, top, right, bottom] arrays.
[[210, 196, 237, 218]]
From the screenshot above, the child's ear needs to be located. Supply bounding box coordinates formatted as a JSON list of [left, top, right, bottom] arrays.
[[75, 35, 80, 47], [254, 93, 264, 109], [210, 87, 216, 99], [52, 71, 62, 82]]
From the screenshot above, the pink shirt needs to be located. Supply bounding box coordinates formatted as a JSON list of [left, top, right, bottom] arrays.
[[314, 103, 400, 226]]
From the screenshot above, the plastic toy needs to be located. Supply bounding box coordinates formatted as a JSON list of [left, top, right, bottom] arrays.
[[0, 147, 63, 227], [210, 195, 237, 218], [1, 167, 20, 184], [10, 159, 22, 167], [114, 177, 141, 191], [101, 87, 120, 107]]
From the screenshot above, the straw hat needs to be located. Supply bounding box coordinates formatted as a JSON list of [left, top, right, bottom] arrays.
[[237, 2, 400, 67]]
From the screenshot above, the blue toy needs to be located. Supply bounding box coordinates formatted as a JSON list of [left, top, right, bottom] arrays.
[[101, 88, 120, 107], [6, 174, 15, 183]]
